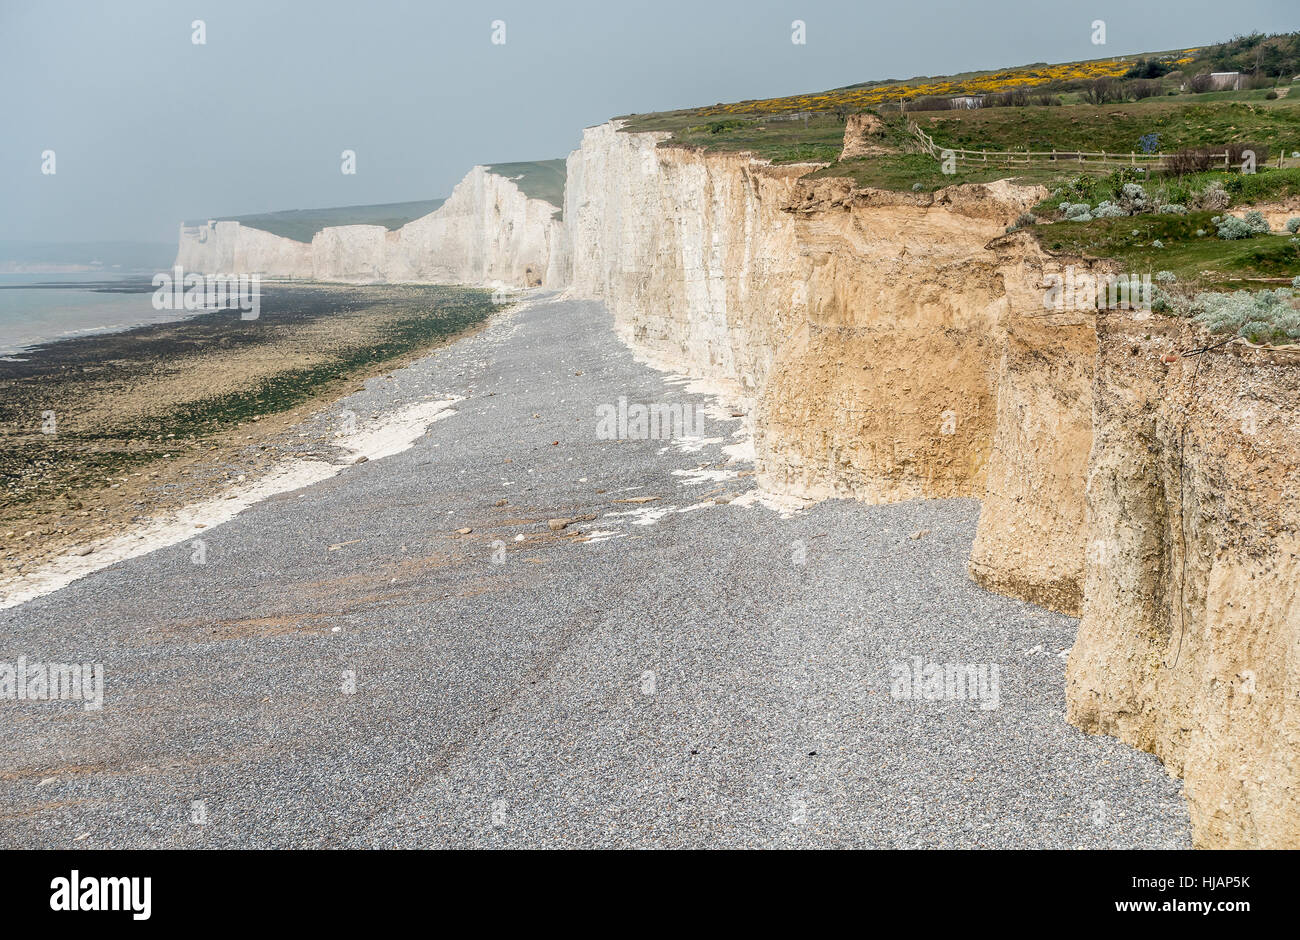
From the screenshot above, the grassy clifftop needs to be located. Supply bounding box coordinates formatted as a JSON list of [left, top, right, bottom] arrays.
[[192, 160, 567, 241], [484, 160, 567, 211], [617, 32, 1300, 180], [189, 199, 446, 244], [618, 31, 1300, 344]]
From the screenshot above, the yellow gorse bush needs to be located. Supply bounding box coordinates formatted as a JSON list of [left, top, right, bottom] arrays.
[[697, 52, 1198, 117]]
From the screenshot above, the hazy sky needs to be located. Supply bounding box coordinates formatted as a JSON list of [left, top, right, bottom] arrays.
[[3, 0, 1297, 243]]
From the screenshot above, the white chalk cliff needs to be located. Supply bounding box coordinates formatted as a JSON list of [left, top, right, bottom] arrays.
[[176, 166, 567, 288]]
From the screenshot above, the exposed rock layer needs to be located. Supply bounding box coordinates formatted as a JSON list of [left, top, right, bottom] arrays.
[[565, 121, 1098, 598], [1068, 312, 1300, 849], [838, 112, 891, 160], [969, 301, 1097, 615]]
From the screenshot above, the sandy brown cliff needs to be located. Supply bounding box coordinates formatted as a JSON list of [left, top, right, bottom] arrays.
[[1068, 312, 1300, 848], [565, 122, 1082, 568], [563, 120, 1299, 848], [565, 123, 1044, 508], [968, 267, 1098, 617]]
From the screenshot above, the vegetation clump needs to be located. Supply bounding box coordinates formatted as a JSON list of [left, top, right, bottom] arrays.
[[1212, 211, 1272, 239], [1214, 215, 1256, 239], [1189, 289, 1300, 344]]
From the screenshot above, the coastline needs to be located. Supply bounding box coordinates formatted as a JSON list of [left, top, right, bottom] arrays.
[[0, 282, 512, 604], [0, 275, 194, 358], [0, 295, 1191, 850]]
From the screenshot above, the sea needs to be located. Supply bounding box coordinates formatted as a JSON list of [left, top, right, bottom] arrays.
[[0, 272, 214, 358]]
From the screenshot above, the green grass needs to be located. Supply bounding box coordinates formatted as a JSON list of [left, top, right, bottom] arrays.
[[623, 87, 1300, 201], [914, 96, 1300, 157], [622, 101, 1300, 204], [1029, 167, 1300, 222], [190, 200, 446, 243], [617, 29, 1300, 196], [1171, 88, 1287, 104], [1216, 166, 1300, 203], [620, 111, 849, 164], [1033, 211, 1300, 287], [484, 160, 567, 211], [805, 152, 1069, 192], [624, 100, 1300, 203]]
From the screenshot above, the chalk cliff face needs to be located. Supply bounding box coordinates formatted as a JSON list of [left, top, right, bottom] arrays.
[[311, 225, 388, 282], [176, 166, 566, 288], [565, 123, 1043, 505], [385, 166, 567, 286], [563, 120, 1300, 848], [1067, 312, 1300, 848], [175, 220, 313, 278], [565, 121, 1097, 601], [968, 291, 1097, 616], [564, 118, 1097, 608]]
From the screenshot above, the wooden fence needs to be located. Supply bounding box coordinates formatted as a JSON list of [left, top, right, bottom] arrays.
[[907, 122, 1275, 172]]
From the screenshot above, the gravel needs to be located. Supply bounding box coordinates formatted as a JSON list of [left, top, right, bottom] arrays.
[[0, 296, 1191, 848]]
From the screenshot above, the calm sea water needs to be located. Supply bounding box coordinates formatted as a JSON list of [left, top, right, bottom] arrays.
[[0, 273, 218, 357]]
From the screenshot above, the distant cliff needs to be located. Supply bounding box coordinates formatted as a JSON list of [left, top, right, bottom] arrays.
[[176, 163, 568, 288]]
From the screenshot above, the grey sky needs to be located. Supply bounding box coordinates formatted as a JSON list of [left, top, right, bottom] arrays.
[[3, 0, 1297, 243]]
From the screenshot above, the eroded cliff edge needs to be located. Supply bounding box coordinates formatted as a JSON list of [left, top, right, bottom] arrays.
[[566, 122, 1085, 598], [564, 120, 1298, 848], [177, 165, 568, 288], [1069, 314, 1300, 848]]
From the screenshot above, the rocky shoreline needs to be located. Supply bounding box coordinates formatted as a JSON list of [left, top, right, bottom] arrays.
[[0, 283, 496, 600]]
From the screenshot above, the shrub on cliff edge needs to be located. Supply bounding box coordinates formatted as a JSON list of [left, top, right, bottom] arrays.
[[1190, 289, 1300, 345]]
